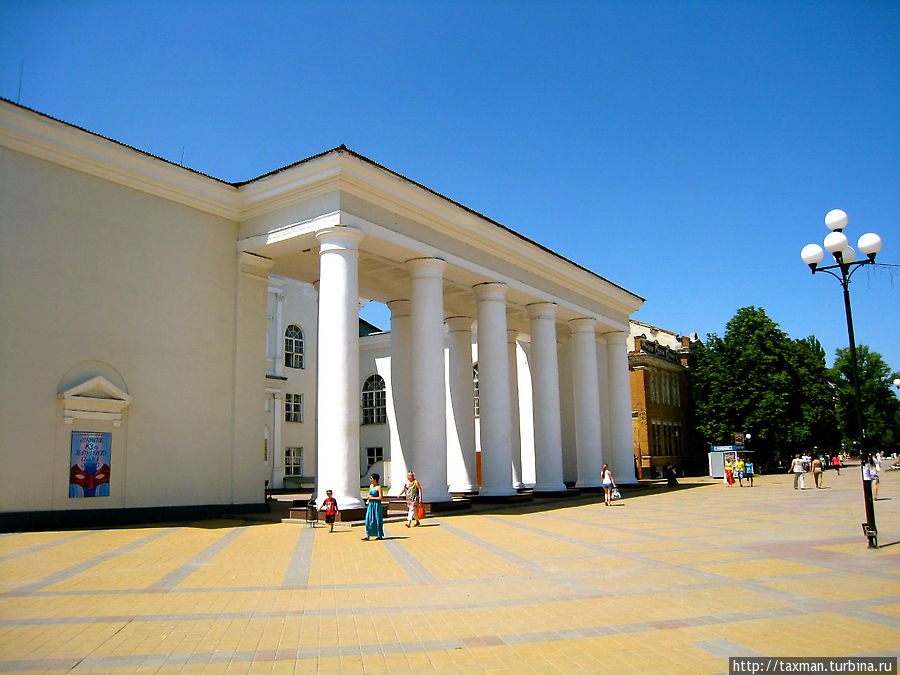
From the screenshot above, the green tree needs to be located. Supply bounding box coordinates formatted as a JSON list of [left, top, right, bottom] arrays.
[[690, 307, 839, 466], [830, 345, 900, 453]]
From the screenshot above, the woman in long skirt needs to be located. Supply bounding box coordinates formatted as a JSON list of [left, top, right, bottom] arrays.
[[362, 473, 385, 540]]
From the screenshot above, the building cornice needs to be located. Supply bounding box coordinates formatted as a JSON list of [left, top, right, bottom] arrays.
[[0, 100, 240, 220]]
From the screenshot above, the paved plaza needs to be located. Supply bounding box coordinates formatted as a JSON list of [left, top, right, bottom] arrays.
[[1, 466, 898, 674]]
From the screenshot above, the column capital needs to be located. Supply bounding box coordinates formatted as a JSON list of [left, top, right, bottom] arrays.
[[405, 257, 447, 279], [603, 330, 628, 345], [315, 226, 364, 253], [474, 281, 507, 301], [527, 301, 557, 320], [569, 317, 597, 334], [507, 329, 520, 344], [445, 315, 474, 332], [387, 299, 411, 318]]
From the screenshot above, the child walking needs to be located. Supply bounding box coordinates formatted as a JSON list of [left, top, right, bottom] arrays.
[[320, 490, 339, 532]]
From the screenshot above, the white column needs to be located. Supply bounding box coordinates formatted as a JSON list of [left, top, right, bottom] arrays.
[[527, 302, 567, 493], [447, 316, 478, 493], [475, 282, 516, 496], [605, 331, 636, 484], [407, 258, 451, 502], [387, 299, 412, 495], [596, 335, 611, 468], [315, 227, 365, 509], [570, 318, 605, 487], [508, 329, 525, 490]]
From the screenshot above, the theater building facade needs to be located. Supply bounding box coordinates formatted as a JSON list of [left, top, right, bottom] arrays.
[[0, 99, 644, 528]]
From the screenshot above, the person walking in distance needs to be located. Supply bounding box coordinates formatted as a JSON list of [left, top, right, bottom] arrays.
[[601, 464, 616, 506], [399, 471, 424, 528], [811, 456, 824, 488], [789, 455, 806, 490]]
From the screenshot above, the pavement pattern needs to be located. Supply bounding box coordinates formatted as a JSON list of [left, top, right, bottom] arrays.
[[1, 466, 898, 673]]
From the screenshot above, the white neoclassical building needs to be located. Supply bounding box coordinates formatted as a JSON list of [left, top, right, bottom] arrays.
[[0, 99, 643, 529]]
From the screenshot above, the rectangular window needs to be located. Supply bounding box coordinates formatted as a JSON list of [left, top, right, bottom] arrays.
[[285, 393, 303, 423], [284, 446, 302, 476], [366, 446, 384, 469]]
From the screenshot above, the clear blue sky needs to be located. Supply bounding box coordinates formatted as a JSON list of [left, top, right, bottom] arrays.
[[2, 1, 898, 374]]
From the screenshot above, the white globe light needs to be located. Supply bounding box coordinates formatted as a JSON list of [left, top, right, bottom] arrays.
[[894, 378, 900, 388], [801, 243, 824, 266], [842, 245, 857, 263], [858, 232, 883, 257], [824, 231, 848, 253], [825, 209, 848, 231]]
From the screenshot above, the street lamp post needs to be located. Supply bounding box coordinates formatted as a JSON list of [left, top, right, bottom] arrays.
[[801, 209, 884, 549]]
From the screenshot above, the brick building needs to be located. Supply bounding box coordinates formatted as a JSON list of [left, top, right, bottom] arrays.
[[628, 321, 700, 478]]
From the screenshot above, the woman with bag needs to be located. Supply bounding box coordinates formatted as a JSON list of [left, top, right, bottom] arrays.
[[601, 464, 617, 506], [399, 471, 424, 527]]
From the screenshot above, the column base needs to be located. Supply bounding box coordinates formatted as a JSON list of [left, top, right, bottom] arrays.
[[477, 487, 517, 498], [448, 484, 479, 494], [471, 492, 533, 504], [533, 482, 567, 493]]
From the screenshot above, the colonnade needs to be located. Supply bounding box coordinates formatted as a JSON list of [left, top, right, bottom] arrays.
[[314, 227, 633, 509]]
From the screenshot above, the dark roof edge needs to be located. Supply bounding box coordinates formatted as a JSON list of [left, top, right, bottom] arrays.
[[2, 98, 643, 304], [1, 97, 234, 186]]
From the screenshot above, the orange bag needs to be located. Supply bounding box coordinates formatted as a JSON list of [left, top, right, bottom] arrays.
[[416, 504, 426, 520]]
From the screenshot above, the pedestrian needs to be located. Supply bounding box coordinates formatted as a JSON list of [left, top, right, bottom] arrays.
[[864, 457, 880, 500], [399, 470, 424, 528], [664, 464, 678, 487], [832, 455, 841, 475], [724, 455, 735, 487], [811, 456, 824, 488], [745, 459, 754, 487], [736, 456, 746, 487], [601, 464, 617, 506], [319, 489, 339, 532], [789, 455, 806, 490], [362, 474, 385, 540]]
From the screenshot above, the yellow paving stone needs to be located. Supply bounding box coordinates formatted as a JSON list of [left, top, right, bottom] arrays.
[[0, 528, 153, 593], [0, 530, 84, 556], [868, 602, 900, 618], [643, 548, 751, 564], [607, 539, 699, 553], [694, 557, 833, 579], [762, 573, 900, 602]]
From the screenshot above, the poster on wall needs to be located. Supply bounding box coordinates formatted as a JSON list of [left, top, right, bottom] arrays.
[[69, 431, 111, 498]]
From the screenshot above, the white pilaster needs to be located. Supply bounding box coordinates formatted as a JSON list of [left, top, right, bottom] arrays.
[[314, 227, 365, 509], [274, 291, 285, 376], [605, 331, 635, 484], [570, 318, 605, 487], [528, 302, 566, 493], [474, 282, 516, 496], [407, 258, 451, 502], [447, 316, 478, 493], [232, 252, 275, 505], [508, 329, 525, 490], [387, 299, 413, 496]]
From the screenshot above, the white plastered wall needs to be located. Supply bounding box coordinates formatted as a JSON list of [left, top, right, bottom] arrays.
[[0, 148, 242, 512]]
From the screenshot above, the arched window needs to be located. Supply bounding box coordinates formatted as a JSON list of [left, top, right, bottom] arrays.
[[361, 374, 386, 424], [285, 324, 304, 369], [473, 364, 480, 418]]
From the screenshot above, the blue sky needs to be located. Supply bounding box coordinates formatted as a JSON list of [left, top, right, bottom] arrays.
[[2, 0, 898, 374]]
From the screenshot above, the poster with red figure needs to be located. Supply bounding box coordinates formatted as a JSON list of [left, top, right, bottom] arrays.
[[69, 431, 111, 498]]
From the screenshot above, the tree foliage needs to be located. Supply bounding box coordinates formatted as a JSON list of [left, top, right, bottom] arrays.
[[830, 345, 900, 453], [690, 307, 839, 465]]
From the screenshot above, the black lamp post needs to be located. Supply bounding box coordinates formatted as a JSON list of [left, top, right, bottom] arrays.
[[801, 209, 884, 549]]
